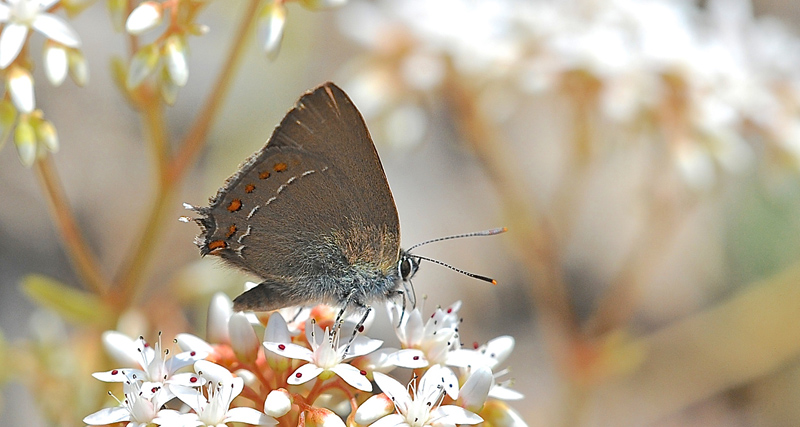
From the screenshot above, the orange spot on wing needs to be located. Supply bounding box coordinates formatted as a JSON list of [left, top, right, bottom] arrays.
[[273, 162, 287, 172], [259, 171, 271, 179], [227, 199, 242, 212], [244, 184, 255, 193], [225, 224, 237, 238], [207, 240, 227, 252]]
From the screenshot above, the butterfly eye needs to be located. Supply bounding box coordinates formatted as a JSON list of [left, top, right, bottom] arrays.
[[400, 257, 418, 281]]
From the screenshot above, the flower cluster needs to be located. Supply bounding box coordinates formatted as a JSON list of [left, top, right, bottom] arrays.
[[336, 0, 800, 188], [0, 0, 84, 165], [84, 291, 525, 427], [119, 0, 210, 105]]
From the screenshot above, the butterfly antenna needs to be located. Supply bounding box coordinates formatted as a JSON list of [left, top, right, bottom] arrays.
[[406, 227, 507, 252], [412, 255, 497, 285]]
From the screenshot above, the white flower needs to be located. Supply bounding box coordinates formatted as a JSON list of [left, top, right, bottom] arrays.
[[172, 360, 277, 427], [93, 332, 208, 406], [0, 0, 81, 69], [263, 320, 382, 392], [451, 336, 523, 401], [83, 380, 180, 427], [365, 366, 483, 427], [389, 301, 462, 369]]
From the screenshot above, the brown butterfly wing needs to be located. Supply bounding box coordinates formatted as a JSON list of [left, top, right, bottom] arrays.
[[191, 83, 401, 309]]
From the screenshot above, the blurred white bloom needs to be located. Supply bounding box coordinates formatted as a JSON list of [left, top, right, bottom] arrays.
[[338, 0, 800, 182], [257, 2, 286, 60], [7, 65, 34, 113], [0, 0, 80, 68], [125, 1, 162, 35]]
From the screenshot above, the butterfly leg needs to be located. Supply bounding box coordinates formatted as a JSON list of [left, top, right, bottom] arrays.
[[343, 303, 372, 355]]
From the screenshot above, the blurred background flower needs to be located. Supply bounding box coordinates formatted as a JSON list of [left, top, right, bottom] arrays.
[[3, 0, 800, 426]]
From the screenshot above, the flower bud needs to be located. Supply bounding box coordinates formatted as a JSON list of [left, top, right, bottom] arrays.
[[229, 312, 259, 364], [264, 388, 293, 417], [126, 2, 163, 35]]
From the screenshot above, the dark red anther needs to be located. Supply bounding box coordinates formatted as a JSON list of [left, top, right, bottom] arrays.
[[413, 355, 420, 361], [190, 351, 196, 356], [295, 372, 303, 378], [447, 308, 453, 313], [473, 342, 479, 349], [358, 325, 365, 333], [111, 369, 119, 375], [360, 370, 367, 376], [190, 376, 198, 383], [278, 344, 286, 350]]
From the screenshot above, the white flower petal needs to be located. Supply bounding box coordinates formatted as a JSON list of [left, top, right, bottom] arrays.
[[102, 331, 141, 367], [92, 368, 142, 383], [167, 372, 205, 387], [481, 336, 515, 367], [388, 349, 428, 369], [0, 24, 28, 68], [401, 309, 423, 346], [0, 4, 9, 21], [43, 43, 67, 86], [459, 367, 492, 410], [430, 405, 483, 425], [225, 407, 277, 425], [264, 341, 314, 362], [354, 393, 393, 425], [373, 372, 411, 408], [331, 363, 372, 392], [194, 360, 234, 384], [445, 349, 493, 369], [488, 385, 524, 401], [369, 413, 407, 427], [287, 363, 324, 385], [175, 333, 214, 353], [169, 349, 208, 371], [421, 365, 459, 400], [344, 336, 383, 359], [32, 13, 80, 47], [265, 312, 291, 344], [83, 406, 130, 425], [171, 384, 208, 414]]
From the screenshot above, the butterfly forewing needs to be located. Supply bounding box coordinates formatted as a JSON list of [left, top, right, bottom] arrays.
[[193, 83, 401, 287]]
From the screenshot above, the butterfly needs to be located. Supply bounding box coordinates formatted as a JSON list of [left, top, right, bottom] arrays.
[[184, 82, 502, 323]]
